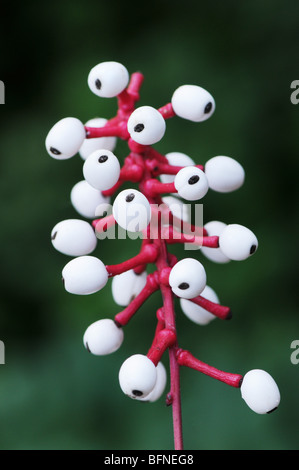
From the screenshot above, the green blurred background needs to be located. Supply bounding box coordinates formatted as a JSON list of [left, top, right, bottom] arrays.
[[0, 0, 298, 450]]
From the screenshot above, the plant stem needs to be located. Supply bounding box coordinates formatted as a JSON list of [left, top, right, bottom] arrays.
[[147, 329, 177, 366], [154, 235, 184, 450], [177, 350, 243, 388], [114, 273, 160, 326], [106, 244, 158, 277]]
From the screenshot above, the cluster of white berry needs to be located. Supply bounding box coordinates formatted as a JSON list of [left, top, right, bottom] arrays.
[[46, 61, 280, 442]]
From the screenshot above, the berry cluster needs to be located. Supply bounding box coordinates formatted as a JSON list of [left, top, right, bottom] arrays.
[[46, 61, 280, 449]]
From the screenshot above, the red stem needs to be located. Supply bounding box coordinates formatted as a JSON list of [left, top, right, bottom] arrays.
[[101, 180, 124, 198], [147, 328, 177, 366], [106, 244, 158, 277], [126, 72, 144, 99], [146, 160, 204, 176], [85, 122, 129, 140], [120, 163, 144, 182], [150, 205, 208, 237], [158, 103, 176, 119], [189, 295, 232, 320], [115, 273, 160, 326], [161, 226, 219, 247], [177, 350, 243, 388], [147, 308, 165, 342], [93, 214, 116, 233], [144, 179, 177, 198], [146, 147, 169, 164], [101, 161, 144, 197], [117, 75, 143, 117], [171, 216, 208, 237], [133, 237, 153, 275], [153, 236, 184, 450]]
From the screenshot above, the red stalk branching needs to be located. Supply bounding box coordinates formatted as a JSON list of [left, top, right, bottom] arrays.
[[84, 70, 241, 450]]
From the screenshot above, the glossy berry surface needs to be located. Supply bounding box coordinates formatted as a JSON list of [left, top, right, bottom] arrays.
[[62, 255, 108, 295], [174, 166, 209, 201], [83, 149, 120, 191], [118, 354, 157, 399], [127, 106, 166, 145], [169, 258, 207, 299], [46, 117, 86, 160], [241, 369, 281, 414], [83, 319, 124, 356], [88, 61, 129, 98], [171, 84, 215, 122], [112, 188, 151, 232]]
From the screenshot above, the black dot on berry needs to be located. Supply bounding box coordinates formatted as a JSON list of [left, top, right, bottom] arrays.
[[95, 79, 102, 90], [132, 390, 143, 397], [188, 175, 199, 185], [178, 282, 190, 290], [267, 407, 278, 414], [51, 231, 58, 241], [126, 193, 135, 202], [204, 102, 212, 114], [225, 310, 233, 320], [134, 123, 145, 133], [114, 319, 122, 329], [250, 244, 257, 255], [85, 342, 91, 353], [50, 147, 61, 155], [98, 155, 108, 163]]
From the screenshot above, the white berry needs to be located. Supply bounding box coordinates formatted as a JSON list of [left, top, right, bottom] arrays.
[[174, 166, 209, 201], [205, 156, 245, 193], [241, 370, 280, 414], [127, 106, 166, 145], [171, 85, 215, 122], [112, 269, 147, 307], [70, 180, 111, 219], [113, 189, 151, 232], [119, 354, 157, 399], [46, 117, 86, 160], [88, 61, 129, 98], [139, 362, 167, 402], [169, 258, 207, 299], [51, 219, 97, 256], [219, 224, 258, 261], [201, 221, 230, 264], [83, 319, 124, 356], [180, 285, 219, 325], [79, 118, 117, 160], [62, 256, 108, 295], [160, 152, 195, 184], [83, 149, 120, 191]]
